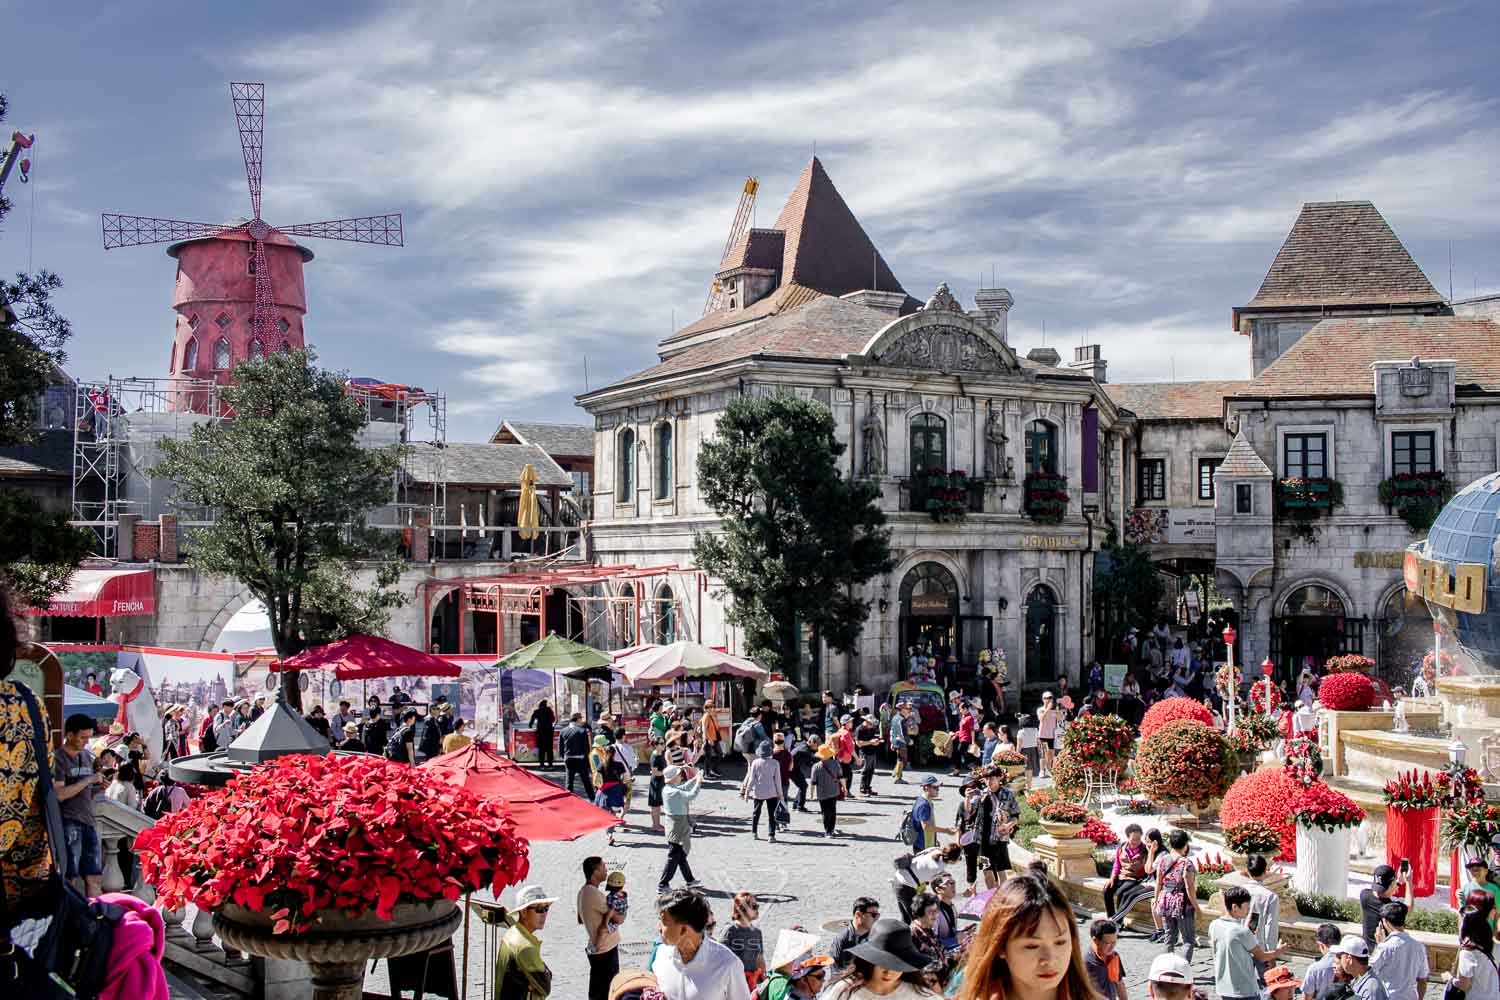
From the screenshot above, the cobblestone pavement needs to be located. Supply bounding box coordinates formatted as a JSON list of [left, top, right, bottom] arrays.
[[357, 760, 1334, 999]]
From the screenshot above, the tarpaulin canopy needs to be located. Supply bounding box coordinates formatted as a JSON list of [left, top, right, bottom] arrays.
[[274, 634, 460, 679], [25, 568, 155, 617], [615, 640, 767, 687], [64, 684, 117, 722], [495, 633, 612, 672], [420, 741, 619, 841]]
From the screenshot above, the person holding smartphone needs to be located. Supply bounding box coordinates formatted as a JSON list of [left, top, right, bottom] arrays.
[[1360, 863, 1414, 949]]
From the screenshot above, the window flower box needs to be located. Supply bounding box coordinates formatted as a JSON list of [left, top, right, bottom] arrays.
[[917, 469, 971, 523], [1024, 472, 1068, 523], [1276, 477, 1344, 541], [1377, 471, 1451, 533]]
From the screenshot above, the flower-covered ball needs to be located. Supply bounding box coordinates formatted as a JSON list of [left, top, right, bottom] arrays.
[[1318, 672, 1378, 711], [1134, 719, 1236, 808], [1138, 696, 1214, 741], [1220, 766, 1305, 861]]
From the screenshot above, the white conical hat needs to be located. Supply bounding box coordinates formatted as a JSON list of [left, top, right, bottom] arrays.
[[768, 928, 820, 971]]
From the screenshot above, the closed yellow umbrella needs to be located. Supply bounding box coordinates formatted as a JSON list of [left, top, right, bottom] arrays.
[[517, 463, 541, 540]]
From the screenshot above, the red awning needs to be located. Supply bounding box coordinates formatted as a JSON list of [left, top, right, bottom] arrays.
[[274, 634, 461, 679], [26, 568, 155, 617], [420, 741, 619, 841]]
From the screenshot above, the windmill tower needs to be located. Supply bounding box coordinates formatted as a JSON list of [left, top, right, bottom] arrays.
[[102, 83, 403, 411]]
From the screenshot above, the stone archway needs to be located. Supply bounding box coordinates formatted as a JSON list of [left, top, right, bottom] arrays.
[[199, 588, 260, 652]]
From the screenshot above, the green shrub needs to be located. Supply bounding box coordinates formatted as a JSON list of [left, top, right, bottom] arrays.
[[1406, 908, 1459, 935], [1196, 873, 1222, 902], [1018, 802, 1039, 827], [1013, 823, 1042, 850], [1295, 891, 1359, 922]]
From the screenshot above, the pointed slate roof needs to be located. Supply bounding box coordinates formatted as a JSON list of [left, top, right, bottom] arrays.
[[1239, 201, 1442, 315], [772, 157, 906, 298], [1218, 429, 1273, 478]]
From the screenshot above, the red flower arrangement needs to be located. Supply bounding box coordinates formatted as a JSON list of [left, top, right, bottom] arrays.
[[1318, 672, 1378, 711], [1248, 680, 1283, 714], [1221, 767, 1304, 861], [1290, 784, 1366, 833], [1283, 738, 1324, 787], [1324, 654, 1376, 674], [1443, 798, 1500, 850], [1383, 770, 1444, 810], [1225, 819, 1284, 856], [1227, 715, 1279, 757], [1049, 750, 1088, 794], [1139, 697, 1214, 741], [1039, 800, 1090, 824], [134, 754, 530, 934], [990, 748, 1027, 766], [1060, 713, 1134, 773], [1079, 817, 1120, 846], [1437, 766, 1486, 808], [1134, 719, 1236, 808], [1195, 852, 1234, 875]]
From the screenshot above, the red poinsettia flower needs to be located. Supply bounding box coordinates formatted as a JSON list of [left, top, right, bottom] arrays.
[[1319, 673, 1378, 711], [1290, 784, 1366, 833]]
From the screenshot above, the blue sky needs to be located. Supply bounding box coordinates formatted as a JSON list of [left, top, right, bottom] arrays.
[[2, 1, 1496, 441]]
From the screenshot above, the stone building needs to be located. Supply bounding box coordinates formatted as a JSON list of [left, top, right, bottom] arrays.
[[578, 158, 1129, 696]]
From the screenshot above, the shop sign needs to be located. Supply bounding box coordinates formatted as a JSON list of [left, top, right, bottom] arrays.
[[1103, 664, 1127, 694], [1405, 550, 1486, 613], [1354, 551, 1405, 570], [1167, 509, 1215, 544], [909, 593, 952, 616], [1021, 535, 1081, 550]]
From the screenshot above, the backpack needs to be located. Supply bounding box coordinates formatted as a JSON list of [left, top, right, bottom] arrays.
[[198, 715, 218, 753], [142, 785, 172, 820], [385, 724, 411, 761], [896, 805, 919, 846], [734, 718, 759, 754], [416, 717, 442, 759], [755, 971, 792, 999]]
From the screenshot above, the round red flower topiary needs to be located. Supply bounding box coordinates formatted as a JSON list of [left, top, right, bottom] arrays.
[[1220, 766, 1305, 861], [1139, 697, 1214, 740], [1134, 719, 1236, 808], [1060, 713, 1135, 773], [1318, 672, 1378, 711], [135, 753, 530, 934]]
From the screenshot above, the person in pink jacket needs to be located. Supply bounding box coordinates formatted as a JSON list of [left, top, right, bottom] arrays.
[[97, 892, 169, 1000]]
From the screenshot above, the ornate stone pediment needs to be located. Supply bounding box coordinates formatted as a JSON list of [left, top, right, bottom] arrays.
[[874, 325, 1009, 372]]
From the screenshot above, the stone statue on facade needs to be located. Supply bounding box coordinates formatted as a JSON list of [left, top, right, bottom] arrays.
[[984, 406, 1009, 480], [861, 394, 886, 477]]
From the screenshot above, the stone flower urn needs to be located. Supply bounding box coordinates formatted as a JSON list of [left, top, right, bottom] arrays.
[[214, 900, 461, 1000], [1039, 820, 1085, 839]]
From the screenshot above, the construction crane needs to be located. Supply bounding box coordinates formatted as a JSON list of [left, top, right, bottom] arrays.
[[101, 83, 403, 347], [702, 176, 758, 315], [0, 130, 34, 198]]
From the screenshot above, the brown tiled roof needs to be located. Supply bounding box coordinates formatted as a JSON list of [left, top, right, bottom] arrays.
[[1104, 381, 1250, 421], [662, 282, 825, 347], [773, 157, 905, 298], [719, 228, 784, 273], [489, 420, 593, 457], [1218, 430, 1273, 477], [1234, 316, 1500, 397], [1240, 201, 1442, 312]]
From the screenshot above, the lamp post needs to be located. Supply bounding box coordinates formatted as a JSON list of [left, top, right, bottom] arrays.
[[1223, 625, 1238, 732], [1261, 657, 1276, 719]]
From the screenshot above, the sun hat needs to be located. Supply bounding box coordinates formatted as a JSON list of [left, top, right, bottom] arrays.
[[816, 744, 836, 759], [1147, 953, 1192, 984], [606, 870, 626, 890], [343, 722, 359, 734], [608, 969, 660, 1000], [1264, 967, 1301, 991], [767, 927, 820, 970], [757, 740, 774, 758], [513, 884, 558, 910], [593, 734, 611, 747], [1330, 934, 1370, 960], [847, 918, 933, 973], [663, 765, 684, 782]]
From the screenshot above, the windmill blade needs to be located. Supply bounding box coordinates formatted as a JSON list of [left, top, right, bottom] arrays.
[[279, 214, 403, 246], [102, 214, 238, 249], [230, 82, 265, 220], [250, 239, 275, 346]]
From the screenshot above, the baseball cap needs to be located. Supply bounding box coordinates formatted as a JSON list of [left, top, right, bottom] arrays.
[[920, 774, 941, 787], [1466, 857, 1490, 869], [1330, 934, 1370, 960], [1147, 953, 1192, 984], [1371, 864, 1396, 889]]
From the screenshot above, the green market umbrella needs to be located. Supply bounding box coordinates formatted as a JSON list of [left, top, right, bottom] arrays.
[[494, 632, 612, 671]]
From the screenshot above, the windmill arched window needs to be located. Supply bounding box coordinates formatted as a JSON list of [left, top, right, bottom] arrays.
[[248, 339, 265, 361], [654, 422, 674, 501], [617, 428, 636, 502], [213, 338, 232, 370], [182, 338, 199, 372]]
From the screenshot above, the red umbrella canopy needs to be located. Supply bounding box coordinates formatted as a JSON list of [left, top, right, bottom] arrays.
[[420, 741, 619, 841], [274, 634, 460, 679]]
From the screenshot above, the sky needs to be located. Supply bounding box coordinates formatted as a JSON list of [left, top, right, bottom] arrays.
[[1, 0, 1496, 441]]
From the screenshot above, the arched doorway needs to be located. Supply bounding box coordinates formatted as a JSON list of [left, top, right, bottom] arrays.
[[1378, 586, 1429, 688], [1271, 583, 1362, 682], [899, 562, 959, 660], [1025, 585, 1058, 683], [428, 588, 499, 655], [655, 585, 677, 644]]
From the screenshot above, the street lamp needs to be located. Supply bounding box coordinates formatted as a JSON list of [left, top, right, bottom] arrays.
[[1261, 657, 1276, 719], [1223, 625, 1238, 732]]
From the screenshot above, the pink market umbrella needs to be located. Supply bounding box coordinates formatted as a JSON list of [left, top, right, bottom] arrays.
[[615, 640, 767, 687]]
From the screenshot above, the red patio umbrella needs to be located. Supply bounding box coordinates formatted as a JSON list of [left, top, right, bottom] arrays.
[[273, 634, 461, 679], [420, 741, 619, 841]]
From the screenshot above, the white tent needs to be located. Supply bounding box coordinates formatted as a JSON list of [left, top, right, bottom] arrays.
[[213, 599, 274, 654]]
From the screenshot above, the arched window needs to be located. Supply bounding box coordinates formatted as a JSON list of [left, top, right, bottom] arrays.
[[1025, 585, 1058, 683], [248, 339, 265, 361], [618, 583, 637, 645], [182, 337, 199, 372], [213, 338, 232, 370], [654, 422, 674, 500], [617, 428, 636, 502], [657, 585, 676, 643], [1025, 420, 1057, 475], [909, 413, 947, 476]]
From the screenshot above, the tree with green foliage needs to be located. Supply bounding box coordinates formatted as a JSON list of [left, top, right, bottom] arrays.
[[1092, 530, 1167, 661], [693, 393, 893, 682], [0, 91, 94, 607], [154, 349, 405, 708]]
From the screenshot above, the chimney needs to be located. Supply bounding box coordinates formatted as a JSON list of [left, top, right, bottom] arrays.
[[1069, 344, 1107, 383], [973, 287, 1014, 344], [840, 289, 908, 316], [1026, 346, 1061, 368]]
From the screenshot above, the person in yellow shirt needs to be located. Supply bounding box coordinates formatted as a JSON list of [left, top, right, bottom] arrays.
[[700, 704, 723, 778], [441, 717, 472, 754], [495, 884, 557, 999]]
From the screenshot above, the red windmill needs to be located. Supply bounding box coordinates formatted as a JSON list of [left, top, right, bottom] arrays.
[[102, 82, 402, 402]]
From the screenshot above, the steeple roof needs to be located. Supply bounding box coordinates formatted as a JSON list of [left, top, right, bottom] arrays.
[[1218, 429, 1273, 478], [771, 157, 906, 298], [1239, 201, 1442, 315]]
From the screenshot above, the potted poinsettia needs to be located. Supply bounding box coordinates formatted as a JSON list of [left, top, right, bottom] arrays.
[[1038, 800, 1090, 838], [1383, 770, 1444, 897], [1290, 783, 1366, 896], [136, 754, 530, 1000]]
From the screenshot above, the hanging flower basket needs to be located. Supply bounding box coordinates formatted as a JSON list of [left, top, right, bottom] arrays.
[[923, 469, 971, 523], [1024, 472, 1069, 523], [1277, 477, 1344, 541], [1378, 472, 1452, 533]]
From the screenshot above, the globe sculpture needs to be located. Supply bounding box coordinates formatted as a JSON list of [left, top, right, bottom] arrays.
[[1408, 471, 1500, 669]]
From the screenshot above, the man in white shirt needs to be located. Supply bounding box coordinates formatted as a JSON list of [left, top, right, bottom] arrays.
[[1244, 855, 1281, 983], [1370, 902, 1429, 1000], [651, 888, 750, 1000]]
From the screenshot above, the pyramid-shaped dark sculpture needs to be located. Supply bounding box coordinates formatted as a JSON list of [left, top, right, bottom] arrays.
[[225, 696, 331, 764]]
